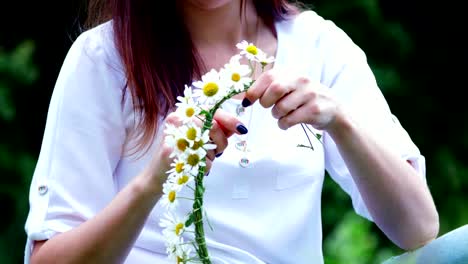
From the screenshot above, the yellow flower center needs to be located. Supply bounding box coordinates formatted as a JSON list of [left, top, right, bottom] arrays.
[[246, 45, 258, 55], [175, 223, 184, 235], [185, 107, 195, 117], [187, 154, 200, 166], [231, 73, 241, 82], [178, 175, 190, 185], [176, 139, 189, 152], [203, 82, 219, 97], [177, 256, 183, 264], [186, 127, 197, 141], [168, 190, 176, 203], [175, 162, 184, 173], [191, 140, 203, 150]]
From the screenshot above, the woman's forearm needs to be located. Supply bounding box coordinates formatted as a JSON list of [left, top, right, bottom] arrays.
[[30, 171, 162, 264], [327, 113, 439, 250]]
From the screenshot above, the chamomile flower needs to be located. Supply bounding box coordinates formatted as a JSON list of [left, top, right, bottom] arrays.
[[236, 40, 262, 61], [220, 55, 252, 92], [254, 51, 275, 67], [177, 100, 200, 124], [176, 86, 200, 124], [169, 173, 194, 189], [181, 148, 207, 172], [176, 85, 195, 105], [164, 123, 179, 138], [160, 182, 180, 210], [193, 130, 216, 151], [165, 128, 191, 158], [165, 239, 192, 264], [167, 157, 186, 176], [160, 212, 188, 243], [167, 157, 198, 178], [180, 124, 202, 147], [192, 69, 228, 105], [189, 129, 215, 152]]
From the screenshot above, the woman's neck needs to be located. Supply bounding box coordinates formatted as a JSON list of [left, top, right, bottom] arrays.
[[179, 0, 259, 48]]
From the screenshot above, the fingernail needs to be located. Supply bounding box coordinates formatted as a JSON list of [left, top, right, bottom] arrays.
[[241, 98, 252, 107], [215, 152, 223, 157], [236, 124, 248, 134], [206, 172, 210, 176]]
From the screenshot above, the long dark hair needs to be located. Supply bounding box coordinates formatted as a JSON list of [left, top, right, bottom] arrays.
[[85, 0, 300, 153]]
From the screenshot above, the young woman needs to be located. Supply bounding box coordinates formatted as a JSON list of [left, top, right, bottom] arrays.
[[25, 0, 439, 263]]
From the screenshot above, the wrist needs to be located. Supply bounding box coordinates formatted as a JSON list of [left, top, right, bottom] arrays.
[[134, 169, 164, 202], [325, 109, 355, 144]]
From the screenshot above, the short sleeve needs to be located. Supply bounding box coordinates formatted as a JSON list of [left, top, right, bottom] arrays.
[[317, 19, 426, 221], [24, 24, 126, 262]]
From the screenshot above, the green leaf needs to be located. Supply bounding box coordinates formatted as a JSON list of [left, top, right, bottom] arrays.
[[185, 213, 194, 227]]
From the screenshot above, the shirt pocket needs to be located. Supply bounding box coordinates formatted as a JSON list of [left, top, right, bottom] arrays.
[[271, 125, 325, 191]]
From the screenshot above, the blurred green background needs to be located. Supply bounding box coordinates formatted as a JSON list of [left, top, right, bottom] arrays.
[[0, 0, 466, 263]]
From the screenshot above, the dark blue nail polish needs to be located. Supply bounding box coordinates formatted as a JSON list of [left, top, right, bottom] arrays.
[[215, 152, 223, 157], [236, 124, 248, 134], [241, 98, 252, 107]]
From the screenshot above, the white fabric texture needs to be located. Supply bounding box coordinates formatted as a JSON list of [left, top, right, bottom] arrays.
[[24, 10, 426, 264]]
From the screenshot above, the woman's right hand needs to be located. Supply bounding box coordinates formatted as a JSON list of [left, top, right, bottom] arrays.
[[143, 109, 248, 190]]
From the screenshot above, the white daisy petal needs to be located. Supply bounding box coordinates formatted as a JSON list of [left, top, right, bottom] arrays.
[[160, 182, 180, 210], [220, 55, 252, 92], [192, 69, 228, 105], [237, 40, 262, 61]]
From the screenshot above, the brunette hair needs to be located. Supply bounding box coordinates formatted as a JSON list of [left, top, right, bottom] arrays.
[[85, 0, 300, 153]]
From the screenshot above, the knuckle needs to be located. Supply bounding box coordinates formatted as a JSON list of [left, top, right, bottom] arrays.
[[259, 97, 269, 108], [263, 71, 275, 83], [309, 103, 321, 115], [270, 82, 283, 95], [297, 76, 310, 85], [275, 101, 288, 117], [249, 89, 262, 102], [165, 113, 179, 124], [305, 88, 317, 100]]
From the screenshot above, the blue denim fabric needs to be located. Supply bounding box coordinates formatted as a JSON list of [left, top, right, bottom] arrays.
[[383, 225, 468, 264]]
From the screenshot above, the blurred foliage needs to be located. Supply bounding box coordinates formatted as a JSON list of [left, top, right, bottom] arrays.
[[0, 0, 466, 263], [0, 40, 38, 263]]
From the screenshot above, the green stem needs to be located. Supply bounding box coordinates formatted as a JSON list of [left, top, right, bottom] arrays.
[[191, 85, 252, 263]]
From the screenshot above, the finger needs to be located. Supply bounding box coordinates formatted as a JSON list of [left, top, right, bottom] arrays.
[[271, 87, 313, 119], [242, 69, 275, 107], [206, 149, 216, 161], [213, 108, 248, 137], [278, 105, 311, 130], [205, 159, 212, 176], [259, 80, 294, 108], [164, 112, 183, 127], [209, 120, 228, 154]]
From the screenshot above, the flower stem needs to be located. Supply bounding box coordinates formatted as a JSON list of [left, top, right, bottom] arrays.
[[191, 87, 251, 263]]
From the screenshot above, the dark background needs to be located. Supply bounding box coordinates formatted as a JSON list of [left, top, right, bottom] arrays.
[[1, 0, 466, 263]]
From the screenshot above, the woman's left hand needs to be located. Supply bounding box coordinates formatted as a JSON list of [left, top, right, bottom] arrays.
[[242, 69, 343, 132]]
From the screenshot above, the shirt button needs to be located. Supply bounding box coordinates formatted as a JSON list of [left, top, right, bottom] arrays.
[[38, 185, 48, 195], [236, 105, 245, 116]]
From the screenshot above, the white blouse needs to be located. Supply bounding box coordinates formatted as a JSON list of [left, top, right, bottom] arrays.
[[24, 10, 426, 264]]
